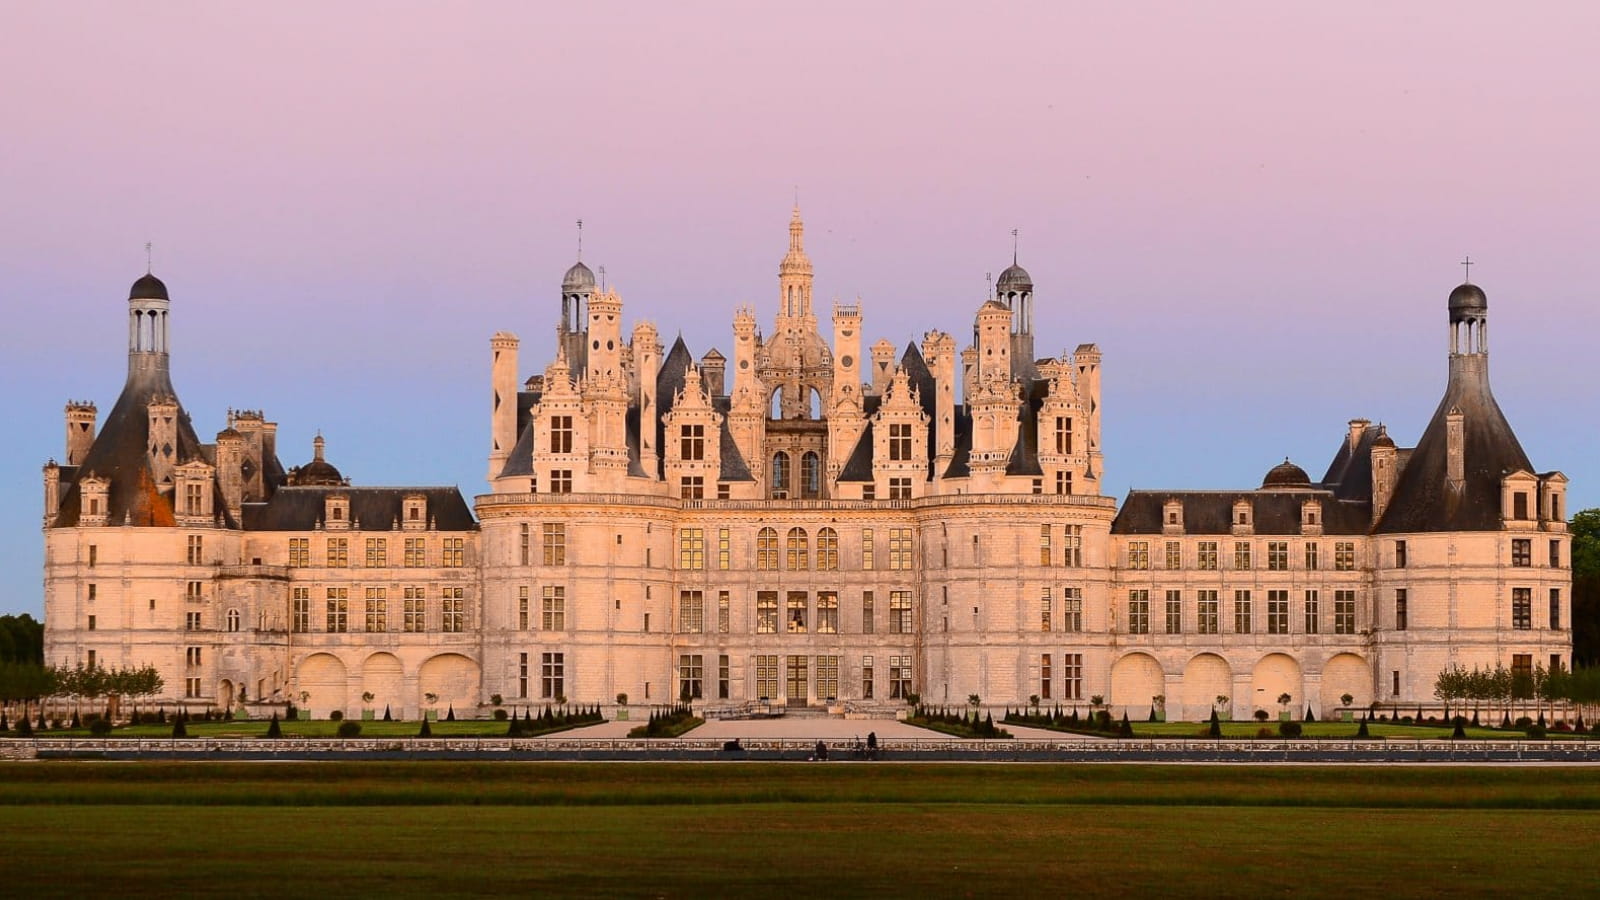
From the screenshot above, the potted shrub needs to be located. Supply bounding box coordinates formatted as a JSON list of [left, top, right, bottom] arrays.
[[1277, 692, 1293, 722], [1151, 694, 1166, 722], [361, 692, 376, 721], [1215, 695, 1232, 721], [1340, 693, 1355, 722], [616, 692, 629, 721], [424, 692, 439, 721]]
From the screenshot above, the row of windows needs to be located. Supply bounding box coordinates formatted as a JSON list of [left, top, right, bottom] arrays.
[[1118, 589, 1359, 636], [1125, 540, 1358, 572], [516, 651, 566, 700], [291, 586, 466, 634], [750, 590, 914, 634], [1508, 538, 1564, 568], [289, 537, 466, 569]]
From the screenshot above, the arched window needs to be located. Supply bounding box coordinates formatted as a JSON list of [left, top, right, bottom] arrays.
[[786, 527, 809, 570], [226, 608, 241, 632], [801, 451, 821, 499], [771, 452, 791, 500], [757, 527, 780, 571], [816, 527, 839, 570]]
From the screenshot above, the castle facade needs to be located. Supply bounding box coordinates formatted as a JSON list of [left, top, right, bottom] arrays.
[[41, 211, 1571, 720]]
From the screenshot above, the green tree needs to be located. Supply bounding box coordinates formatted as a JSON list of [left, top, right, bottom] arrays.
[[1572, 509, 1600, 666]]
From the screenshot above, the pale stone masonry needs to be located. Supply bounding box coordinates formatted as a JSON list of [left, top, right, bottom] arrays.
[[42, 215, 1569, 720]]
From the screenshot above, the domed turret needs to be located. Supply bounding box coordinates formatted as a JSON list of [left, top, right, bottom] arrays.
[[290, 434, 343, 486], [1448, 282, 1487, 322], [996, 263, 1032, 293], [130, 273, 169, 301], [562, 261, 595, 292], [1261, 458, 1312, 489]]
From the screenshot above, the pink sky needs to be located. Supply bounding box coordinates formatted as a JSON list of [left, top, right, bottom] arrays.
[[3, 2, 1597, 616]]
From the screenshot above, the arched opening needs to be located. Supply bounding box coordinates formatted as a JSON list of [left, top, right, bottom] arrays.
[[296, 653, 348, 719], [362, 652, 404, 717], [418, 653, 480, 715], [769, 385, 784, 420], [1110, 653, 1165, 716], [1322, 653, 1371, 718], [226, 608, 241, 632], [808, 387, 822, 420], [800, 451, 821, 498], [1182, 653, 1233, 721], [218, 679, 235, 712], [1250, 653, 1303, 720], [785, 527, 808, 570], [771, 452, 791, 500]]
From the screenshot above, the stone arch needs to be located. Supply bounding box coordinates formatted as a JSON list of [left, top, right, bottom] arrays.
[[218, 678, 235, 712], [362, 652, 404, 715], [1250, 653, 1303, 719], [1182, 653, 1233, 721], [1109, 652, 1165, 715], [1321, 653, 1371, 716], [296, 653, 348, 718], [418, 653, 480, 715]]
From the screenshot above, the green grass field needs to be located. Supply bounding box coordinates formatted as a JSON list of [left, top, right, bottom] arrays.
[[1015, 718, 1576, 740], [3, 763, 1599, 898]]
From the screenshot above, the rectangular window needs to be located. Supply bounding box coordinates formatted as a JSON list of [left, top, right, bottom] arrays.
[[1040, 653, 1053, 700], [718, 654, 730, 700], [679, 476, 704, 499], [1304, 542, 1319, 570], [1514, 492, 1529, 520], [550, 415, 573, 454], [87, 583, 96, 602], [1197, 541, 1218, 571], [442, 537, 464, 567], [1063, 653, 1083, 701], [862, 655, 875, 699], [786, 592, 808, 633], [1127, 541, 1149, 570], [1334, 590, 1356, 634], [680, 423, 705, 461], [185, 677, 200, 698], [862, 483, 875, 500], [87, 544, 97, 567], [1512, 539, 1531, 567], [1551, 540, 1562, 568], [1335, 541, 1355, 571], [1040, 525, 1052, 566], [1267, 541, 1288, 571], [757, 528, 780, 570], [756, 591, 778, 634], [1197, 590, 1219, 634], [518, 586, 530, 630], [1165, 589, 1182, 634], [1040, 589, 1052, 631], [363, 538, 385, 568], [365, 587, 387, 633], [404, 538, 425, 568], [1512, 653, 1533, 685], [1127, 590, 1149, 634], [292, 588, 309, 633], [289, 538, 310, 568], [1233, 590, 1253, 634], [679, 590, 704, 633], [862, 591, 875, 634], [542, 585, 565, 631], [1055, 471, 1073, 495], [786, 529, 809, 570], [542, 523, 566, 565], [550, 469, 573, 494], [816, 528, 839, 570], [1063, 587, 1083, 632], [1551, 588, 1562, 631], [1393, 588, 1408, 631], [889, 590, 913, 634], [183, 482, 203, 515], [1063, 525, 1083, 567], [326, 587, 348, 633], [889, 423, 912, 461], [1395, 540, 1408, 568], [187, 534, 204, 565], [718, 528, 731, 570], [87, 614, 96, 631], [861, 528, 874, 570], [1512, 587, 1531, 630], [679, 528, 705, 570], [1165, 541, 1181, 570], [519, 652, 528, 699], [442, 587, 465, 633], [889, 477, 912, 500], [889, 655, 913, 699], [1054, 416, 1072, 454], [889, 528, 913, 571], [816, 655, 839, 701], [678, 654, 704, 700], [520, 524, 531, 566], [1267, 590, 1288, 634], [1233, 541, 1252, 570], [755, 655, 779, 701], [1304, 590, 1319, 634], [404, 586, 425, 632], [326, 538, 347, 568], [541, 652, 565, 699], [816, 591, 838, 634]]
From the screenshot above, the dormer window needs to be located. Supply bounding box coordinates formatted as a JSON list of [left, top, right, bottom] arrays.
[[325, 494, 350, 528], [403, 494, 427, 530], [1232, 500, 1253, 532], [1514, 492, 1529, 520]]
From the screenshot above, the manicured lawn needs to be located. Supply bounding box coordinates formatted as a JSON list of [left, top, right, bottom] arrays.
[[4, 763, 1599, 897], [1013, 718, 1582, 740], [15, 717, 586, 739]]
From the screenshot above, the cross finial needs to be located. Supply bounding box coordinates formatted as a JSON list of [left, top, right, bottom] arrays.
[[1461, 255, 1473, 283], [1011, 228, 1019, 264], [576, 219, 583, 260], [145, 242, 152, 274]]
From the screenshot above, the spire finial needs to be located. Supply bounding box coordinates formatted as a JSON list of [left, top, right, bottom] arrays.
[[145, 242, 152, 274], [598, 265, 606, 292], [576, 219, 583, 261], [1011, 228, 1019, 265], [1461, 255, 1473, 283]]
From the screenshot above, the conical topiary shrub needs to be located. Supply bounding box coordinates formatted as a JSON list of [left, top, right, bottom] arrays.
[[1305, 706, 1316, 723], [1208, 709, 1222, 738], [1119, 712, 1134, 738], [445, 705, 456, 722], [419, 718, 433, 738], [172, 717, 188, 738], [383, 704, 392, 722], [1357, 714, 1370, 739], [266, 712, 282, 738], [1452, 716, 1467, 739]]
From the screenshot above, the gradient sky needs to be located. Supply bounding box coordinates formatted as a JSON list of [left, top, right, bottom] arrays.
[[3, 3, 1597, 617]]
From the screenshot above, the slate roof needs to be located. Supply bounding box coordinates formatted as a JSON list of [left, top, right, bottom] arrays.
[[1112, 490, 1372, 535], [242, 486, 476, 531]]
